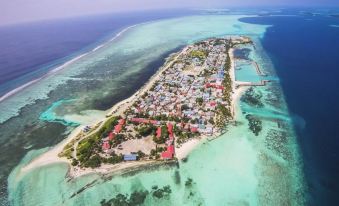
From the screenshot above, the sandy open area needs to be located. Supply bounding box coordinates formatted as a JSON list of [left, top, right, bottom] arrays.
[[175, 139, 201, 160]]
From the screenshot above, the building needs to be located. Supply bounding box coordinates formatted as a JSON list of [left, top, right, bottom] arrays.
[[161, 145, 174, 160], [156, 127, 162, 139], [118, 119, 125, 125], [191, 127, 198, 133], [130, 118, 159, 125], [102, 141, 110, 151], [124, 154, 137, 161], [108, 132, 115, 140], [114, 124, 122, 133], [167, 123, 174, 140]]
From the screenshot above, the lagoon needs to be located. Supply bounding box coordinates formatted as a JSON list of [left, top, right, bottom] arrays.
[[5, 14, 307, 205]]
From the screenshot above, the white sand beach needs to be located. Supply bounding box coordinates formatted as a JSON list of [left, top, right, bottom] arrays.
[[20, 39, 248, 179]]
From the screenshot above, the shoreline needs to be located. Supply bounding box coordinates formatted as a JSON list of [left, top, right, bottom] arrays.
[[20, 47, 188, 178], [20, 38, 248, 179]]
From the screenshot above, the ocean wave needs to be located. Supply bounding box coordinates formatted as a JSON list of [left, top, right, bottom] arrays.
[[0, 23, 144, 124], [0, 24, 141, 104]]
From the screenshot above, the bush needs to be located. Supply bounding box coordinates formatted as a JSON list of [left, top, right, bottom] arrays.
[[137, 150, 146, 159], [84, 154, 101, 168], [97, 116, 120, 139], [138, 125, 155, 137], [71, 158, 79, 166], [190, 50, 206, 60], [196, 97, 203, 105]]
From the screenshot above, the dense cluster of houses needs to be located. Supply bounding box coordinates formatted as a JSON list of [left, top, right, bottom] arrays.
[[127, 38, 230, 136], [99, 38, 232, 161]]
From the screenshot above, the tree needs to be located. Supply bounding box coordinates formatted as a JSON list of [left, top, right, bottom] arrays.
[[138, 125, 155, 137], [137, 150, 145, 159], [196, 97, 203, 106], [181, 104, 189, 111], [84, 154, 101, 168]]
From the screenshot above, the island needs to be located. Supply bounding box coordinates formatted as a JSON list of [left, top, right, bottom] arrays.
[[22, 36, 254, 177]]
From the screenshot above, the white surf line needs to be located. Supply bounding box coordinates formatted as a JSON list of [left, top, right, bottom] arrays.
[[0, 22, 146, 103], [0, 15, 186, 104], [0, 53, 87, 103], [0, 78, 41, 102]]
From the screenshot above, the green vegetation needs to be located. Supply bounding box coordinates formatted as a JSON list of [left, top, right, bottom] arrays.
[[59, 139, 77, 159], [85, 154, 102, 168], [245, 114, 262, 136], [153, 125, 168, 144], [137, 150, 146, 159], [181, 104, 190, 111], [149, 147, 165, 159], [190, 50, 206, 60], [153, 114, 168, 121], [141, 92, 148, 98], [138, 124, 156, 137], [215, 104, 232, 128], [167, 115, 181, 123], [174, 125, 197, 145], [196, 97, 203, 105], [101, 153, 124, 164], [76, 116, 124, 168], [97, 116, 120, 139], [114, 134, 125, 146], [77, 134, 101, 167], [214, 45, 234, 129], [71, 158, 79, 166]]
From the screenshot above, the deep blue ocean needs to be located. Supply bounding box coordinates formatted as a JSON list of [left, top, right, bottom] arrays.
[[0, 9, 192, 96], [0, 8, 339, 205], [241, 11, 339, 205], [0, 9, 193, 205]]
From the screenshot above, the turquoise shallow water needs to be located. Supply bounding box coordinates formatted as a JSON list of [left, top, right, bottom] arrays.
[[8, 15, 305, 205], [39, 99, 80, 126], [235, 61, 262, 82]]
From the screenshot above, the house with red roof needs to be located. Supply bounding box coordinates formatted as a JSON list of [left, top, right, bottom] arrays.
[[102, 141, 110, 151], [205, 83, 224, 90], [113, 118, 125, 134], [167, 145, 174, 154], [114, 124, 122, 134], [210, 101, 217, 107], [167, 123, 174, 140], [118, 119, 125, 125], [191, 127, 198, 133], [161, 145, 175, 160], [130, 118, 159, 125], [216, 85, 224, 90], [108, 132, 115, 140], [161, 152, 171, 159], [156, 127, 162, 139]]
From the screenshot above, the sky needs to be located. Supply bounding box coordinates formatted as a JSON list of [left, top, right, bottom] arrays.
[[0, 0, 339, 26]]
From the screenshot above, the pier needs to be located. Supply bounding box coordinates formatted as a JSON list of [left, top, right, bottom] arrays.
[[235, 80, 271, 88]]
